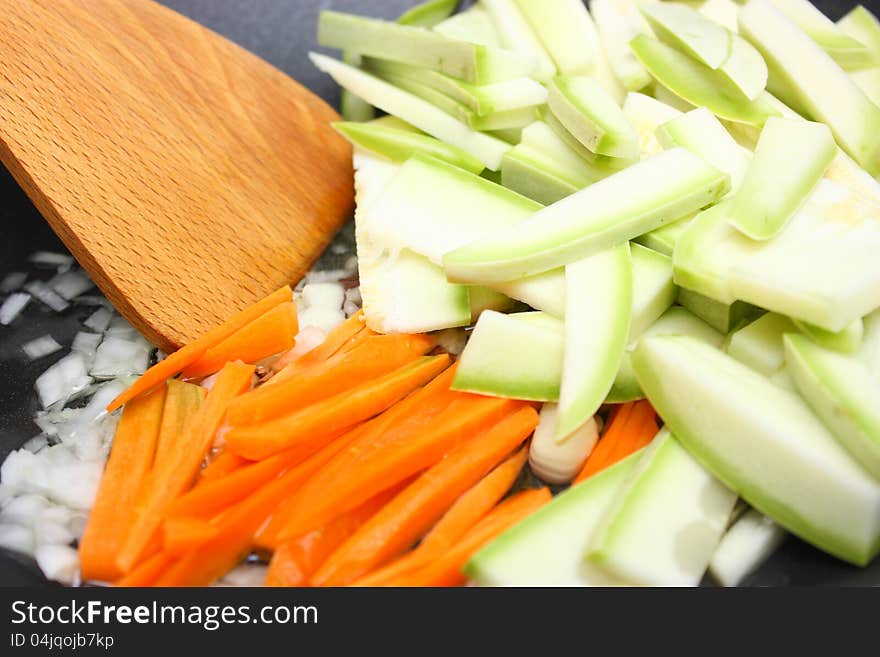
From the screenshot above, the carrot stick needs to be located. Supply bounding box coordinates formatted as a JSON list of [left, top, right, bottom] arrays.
[[349, 446, 529, 587], [275, 392, 521, 544], [152, 430, 358, 587], [264, 481, 409, 587], [224, 354, 452, 460], [162, 517, 219, 555], [115, 361, 255, 573], [381, 488, 552, 587], [79, 385, 167, 583], [227, 333, 435, 426], [180, 302, 298, 379], [198, 451, 249, 482], [310, 406, 539, 586], [268, 312, 368, 382], [153, 380, 205, 472], [107, 286, 292, 412], [115, 551, 176, 587], [573, 401, 656, 484]]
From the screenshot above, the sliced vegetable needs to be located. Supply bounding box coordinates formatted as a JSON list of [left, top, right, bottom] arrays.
[[673, 180, 880, 332], [511, 0, 596, 75], [317, 10, 535, 84], [590, 0, 653, 92], [340, 52, 375, 122], [728, 118, 836, 240], [443, 148, 729, 284], [311, 405, 538, 585], [107, 286, 291, 412], [557, 244, 632, 439], [631, 35, 778, 125], [396, 0, 459, 28], [793, 318, 863, 354], [726, 313, 796, 377], [78, 385, 166, 582], [547, 76, 639, 158], [481, 0, 556, 82], [225, 355, 451, 460], [784, 333, 880, 479], [588, 429, 737, 586], [709, 508, 787, 587], [632, 335, 880, 566], [466, 451, 642, 586], [269, 311, 365, 382], [433, 5, 500, 46], [453, 311, 563, 402], [309, 54, 511, 170], [739, 0, 880, 176], [622, 91, 683, 157], [676, 288, 762, 334], [641, 2, 733, 70], [153, 380, 204, 471]]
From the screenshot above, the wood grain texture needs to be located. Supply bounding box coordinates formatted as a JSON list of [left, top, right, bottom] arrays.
[[0, 0, 353, 351]]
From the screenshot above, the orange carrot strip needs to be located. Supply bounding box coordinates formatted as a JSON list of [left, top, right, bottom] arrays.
[[79, 385, 167, 583], [349, 446, 528, 587], [153, 380, 205, 472], [152, 430, 358, 587], [265, 481, 409, 587], [225, 354, 452, 460], [115, 551, 176, 587], [227, 333, 435, 426], [107, 286, 291, 412], [270, 311, 365, 374], [115, 361, 255, 573], [311, 406, 539, 586], [276, 392, 521, 543], [198, 451, 249, 482], [162, 517, 220, 555], [180, 302, 298, 379], [573, 401, 639, 484], [601, 400, 658, 468], [381, 488, 552, 587]]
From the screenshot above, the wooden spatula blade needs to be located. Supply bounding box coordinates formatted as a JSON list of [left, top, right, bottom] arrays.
[[0, 0, 353, 351]]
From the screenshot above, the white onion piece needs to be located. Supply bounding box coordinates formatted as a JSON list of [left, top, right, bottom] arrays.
[[34, 545, 79, 585], [302, 282, 345, 309], [297, 306, 345, 334], [41, 458, 103, 510], [343, 300, 360, 317], [275, 326, 327, 369], [0, 493, 50, 526], [22, 335, 63, 360], [35, 352, 92, 409], [33, 407, 82, 438], [23, 281, 69, 312], [1, 272, 26, 293], [83, 307, 112, 332], [33, 506, 76, 545], [433, 328, 468, 356], [0, 483, 13, 508], [48, 270, 93, 300], [29, 251, 73, 268], [345, 286, 362, 306], [22, 435, 48, 454], [306, 269, 347, 284], [0, 524, 35, 556], [68, 513, 88, 541], [71, 331, 102, 362], [55, 381, 125, 446], [89, 336, 151, 379], [344, 255, 358, 274], [0, 450, 49, 497], [216, 563, 269, 587], [0, 293, 31, 325], [105, 315, 138, 338]]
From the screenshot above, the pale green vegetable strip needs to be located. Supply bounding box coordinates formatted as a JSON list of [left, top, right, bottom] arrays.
[[340, 51, 375, 121], [641, 2, 733, 70], [709, 509, 787, 587], [482, 0, 556, 82], [397, 0, 459, 27], [590, 0, 653, 91]]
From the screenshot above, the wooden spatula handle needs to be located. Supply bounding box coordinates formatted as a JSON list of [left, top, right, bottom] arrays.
[[0, 0, 353, 351]]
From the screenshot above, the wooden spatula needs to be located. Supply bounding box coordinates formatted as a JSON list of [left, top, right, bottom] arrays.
[[0, 0, 353, 352]]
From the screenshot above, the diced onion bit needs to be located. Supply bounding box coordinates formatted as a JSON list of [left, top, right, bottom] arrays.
[[71, 331, 102, 361], [22, 335, 63, 361], [0, 292, 31, 325], [34, 353, 92, 409], [83, 307, 112, 332], [1, 272, 27, 293], [23, 281, 70, 312], [28, 251, 74, 268], [89, 336, 152, 379], [48, 270, 93, 300]]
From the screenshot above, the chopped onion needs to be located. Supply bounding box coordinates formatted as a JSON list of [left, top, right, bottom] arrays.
[[22, 335, 63, 361], [216, 563, 269, 587], [1, 272, 26, 293], [105, 315, 138, 338], [297, 306, 346, 334], [302, 282, 345, 310], [0, 524, 34, 556], [434, 328, 468, 357], [345, 286, 362, 306], [1, 450, 50, 497], [306, 269, 347, 284], [23, 281, 70, 312], [29, 251, 74, 268], [33, 505, 75, 546], [22, 435, 49, 454], [41, 459, 103, 510], [33, 408, 82, 437], [34, 352, 92, 409], [0, 292, 31, 325], [344, 255, 358, 274], [0, 493, 50, 526], [55, 381, 125, 445], [0, 483, 13, 508], [343, 300, 360, 317], [71, 331, 102, 362], [83, 307, 112, 332], [34, 545, 79, 585], [90, 336, 151, 379], [48, 270, 93, 300]]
